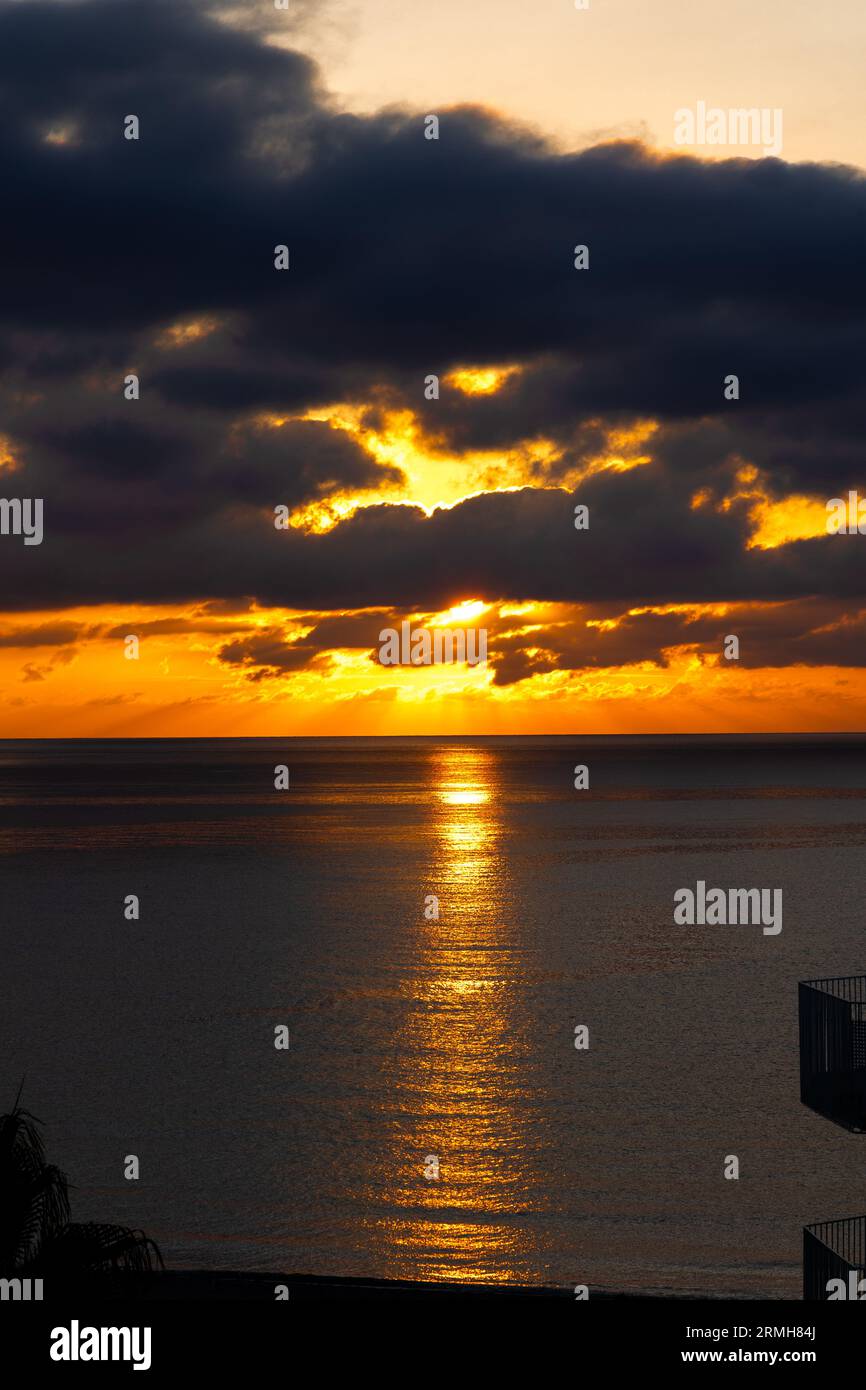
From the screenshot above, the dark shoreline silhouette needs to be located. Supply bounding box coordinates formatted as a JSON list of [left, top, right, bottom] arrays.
[[34, 1270, 714, 1301]]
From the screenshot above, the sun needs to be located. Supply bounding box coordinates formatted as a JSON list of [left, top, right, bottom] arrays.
[[431, 600, 489, 627]]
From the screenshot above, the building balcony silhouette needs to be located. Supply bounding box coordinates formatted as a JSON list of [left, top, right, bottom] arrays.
[[804, 1215, 866, 1300], [799, 976, 866, 1132]]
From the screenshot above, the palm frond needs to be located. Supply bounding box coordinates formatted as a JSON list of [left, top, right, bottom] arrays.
[[42, 1222, 164, 1274], [0, 1107, 69, 1272], [15, 1165, 71, 1268], [0, 1106, 49, 1176]]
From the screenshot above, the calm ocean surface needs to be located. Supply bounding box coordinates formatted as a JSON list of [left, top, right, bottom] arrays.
[[2, 734, 865, 1297]]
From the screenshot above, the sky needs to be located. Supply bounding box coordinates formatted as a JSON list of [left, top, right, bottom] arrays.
[[0, 0, 864, 736], [310, 0, 866, 169]]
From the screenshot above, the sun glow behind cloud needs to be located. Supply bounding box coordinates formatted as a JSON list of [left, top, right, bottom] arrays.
[[431, 600, 490, 627], [276, 401, 661, 535], [277, 401, 562, 529], [1, 384, 863, 732], [1, 592, 864, 736]]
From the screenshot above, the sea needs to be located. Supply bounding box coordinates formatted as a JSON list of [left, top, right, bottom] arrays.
[[1, 734, 865, 1297]]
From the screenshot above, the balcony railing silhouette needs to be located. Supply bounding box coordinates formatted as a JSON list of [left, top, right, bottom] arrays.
[[799, 976, 866, 1132], [804, 1216, 866, 1300]]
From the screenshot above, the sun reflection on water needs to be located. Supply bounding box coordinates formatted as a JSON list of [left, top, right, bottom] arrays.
[[359, 745, 545, 1285], [439, 786, 489, 807]]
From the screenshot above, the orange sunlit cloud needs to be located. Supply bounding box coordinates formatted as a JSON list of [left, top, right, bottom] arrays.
[[690, 463, 851, 550], [0, 435, 19, 472], [445, 364, 522, 395], [271, 403, 660, 534], [280, 403, 561, 528], [1, 595, 865, 736]]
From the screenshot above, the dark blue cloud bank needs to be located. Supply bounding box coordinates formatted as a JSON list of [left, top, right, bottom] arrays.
[[0, 0, 864, 682]]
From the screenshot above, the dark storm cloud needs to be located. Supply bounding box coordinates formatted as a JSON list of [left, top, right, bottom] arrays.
[[0, 621, 84, 647], [297, 611, 393, 648], [211, 595, 866, 686], [5, 396, 399, 533], [148, 362, 340, 414], [217, 632, 332, 680], [2, 0, 863, 378], [222, 419, 404, 504], [215, 608, 444, 679], [488, 600, 866, 686], [1, 466, 865, 616], [413, 343, 866, 499], [0, 0, 864, 671], [38, 418, 195, 479], [101, 616, 253, 637]]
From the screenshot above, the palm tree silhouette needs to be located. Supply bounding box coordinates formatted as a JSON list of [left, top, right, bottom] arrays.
[[0, 1088, 162, 1278]]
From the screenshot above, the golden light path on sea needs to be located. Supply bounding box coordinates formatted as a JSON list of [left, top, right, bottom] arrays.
[[359, 744, 543, 1284]]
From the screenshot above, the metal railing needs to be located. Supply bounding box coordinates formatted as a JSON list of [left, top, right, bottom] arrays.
[[804, 1216, 866, 1300], [799, 977, 866, 1132]]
